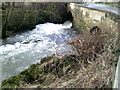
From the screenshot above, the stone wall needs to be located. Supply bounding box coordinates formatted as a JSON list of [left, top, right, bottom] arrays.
[[68, 3, 119, 49], [1, 2, 69, 38]]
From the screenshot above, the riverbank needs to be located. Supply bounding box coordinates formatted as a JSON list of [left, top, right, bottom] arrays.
[[0, 21, 78, 84], [1, 28, 118, 88], [1, 2, 119, 88], [1, 54, 115, 88]]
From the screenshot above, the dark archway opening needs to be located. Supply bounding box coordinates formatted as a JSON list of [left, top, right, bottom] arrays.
[[67, 11, 73, 22]]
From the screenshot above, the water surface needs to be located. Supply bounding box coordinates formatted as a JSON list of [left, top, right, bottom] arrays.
[[0, 22, 78, 83]]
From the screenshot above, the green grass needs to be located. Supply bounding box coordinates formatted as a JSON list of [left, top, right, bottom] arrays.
[[96, 3, 120, 8], [79, 3, 87, 5]]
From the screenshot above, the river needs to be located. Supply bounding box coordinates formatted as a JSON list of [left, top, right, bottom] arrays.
[[0, 21, 79, 83]]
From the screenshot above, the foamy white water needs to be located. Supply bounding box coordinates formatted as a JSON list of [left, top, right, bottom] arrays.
[[0, 21, 78, 83]]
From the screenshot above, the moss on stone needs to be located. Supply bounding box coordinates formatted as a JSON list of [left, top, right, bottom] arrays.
[[2, 74, 26, 87], [2, 83, 20, 88], [40, 54, 55, 64], [1, 55, 79, 88], [2, 63, 40, 87], [1, 55, 55, 88]]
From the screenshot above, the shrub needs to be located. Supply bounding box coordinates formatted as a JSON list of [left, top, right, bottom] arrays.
[[68, 26, 105, 63]]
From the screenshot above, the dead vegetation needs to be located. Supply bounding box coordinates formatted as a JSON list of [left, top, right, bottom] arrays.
[[30, 26, 118, 88], [2, 26, 118, 88], [44, 26, 118, 88], [68, 26, 105, 64], [64, 26, 118, 88]]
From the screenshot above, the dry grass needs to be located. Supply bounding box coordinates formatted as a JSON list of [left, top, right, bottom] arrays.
[[2, 26, 118, 88], [68, 26, 105, 64], [35, 26, 118, 88], [63, 26, 118, 88], [21, 26, 119, 88], [33, 26, 118, 88]]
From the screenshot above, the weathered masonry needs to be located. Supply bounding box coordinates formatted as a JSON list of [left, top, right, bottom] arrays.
[[68, 3, 119, 48], [68, 3, 120, 88]]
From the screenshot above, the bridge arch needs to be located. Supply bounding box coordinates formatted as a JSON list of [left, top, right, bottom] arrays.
[[66, 11, 73, 21]]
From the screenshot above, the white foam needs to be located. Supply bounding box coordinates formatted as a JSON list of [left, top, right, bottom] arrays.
[[35, 22, 64, 35], [62, 21, 72, 28], [0, 21, 74, 81]]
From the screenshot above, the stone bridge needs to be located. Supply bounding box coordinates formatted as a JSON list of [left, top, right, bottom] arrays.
[[68, 3, 120, 89], [68, 2, 119, 50], [68, 3, 119, 36]]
